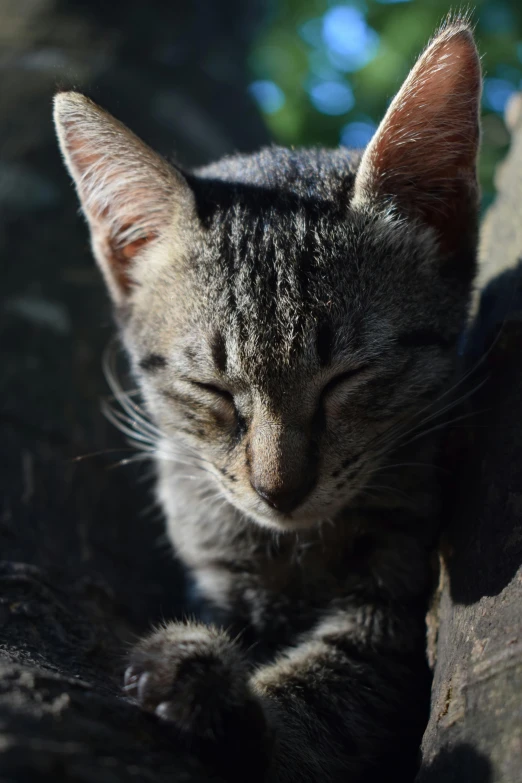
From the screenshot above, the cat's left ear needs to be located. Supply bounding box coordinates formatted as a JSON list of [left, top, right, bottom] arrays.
[[352, 20, 481, 258], [54, 92, 194, 306]]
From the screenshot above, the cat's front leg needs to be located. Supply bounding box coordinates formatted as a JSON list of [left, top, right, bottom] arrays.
[[126, 611, 428, 783], [124, 622, 271, 780], [250, 608, 430, 783]]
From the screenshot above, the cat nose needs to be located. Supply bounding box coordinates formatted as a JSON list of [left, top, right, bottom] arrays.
[[252, 481, 309, 514], [248, 422, 317, 515]]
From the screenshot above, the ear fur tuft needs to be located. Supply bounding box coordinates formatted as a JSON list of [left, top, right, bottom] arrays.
[[352, 19, 481, 258], [54, 92, 192, 304]]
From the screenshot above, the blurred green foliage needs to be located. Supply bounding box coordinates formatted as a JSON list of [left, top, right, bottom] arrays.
[[249, 0, 522, 205]]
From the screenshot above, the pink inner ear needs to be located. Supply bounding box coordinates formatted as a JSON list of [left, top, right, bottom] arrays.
[[54, 92, 192, 304], [100, 224, 159, 295], [62, 120, 172, 292], [119, 233, 156, 260], [372, 35, 479, 180], [356, 27, 481, 252]]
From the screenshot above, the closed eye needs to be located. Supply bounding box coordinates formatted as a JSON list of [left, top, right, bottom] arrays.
[[191, 381, 234, 402], [321, 365, 369, 398], [191, 381, 247, 437]]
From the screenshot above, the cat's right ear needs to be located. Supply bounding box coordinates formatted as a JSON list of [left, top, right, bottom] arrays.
[[53, 92, 194, 306], [351, 20, 481, 261]]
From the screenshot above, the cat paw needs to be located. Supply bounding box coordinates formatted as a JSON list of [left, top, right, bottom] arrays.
[[123, 622, 268, 748]]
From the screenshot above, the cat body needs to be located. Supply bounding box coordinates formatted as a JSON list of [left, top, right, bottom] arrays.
[[54, 20, 481, 782]]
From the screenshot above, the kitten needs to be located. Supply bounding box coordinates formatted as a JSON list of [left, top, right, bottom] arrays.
[[54, 19, 481, 783]]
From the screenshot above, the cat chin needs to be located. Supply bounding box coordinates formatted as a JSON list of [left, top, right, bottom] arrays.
[[221, 481, 366, 532], [225, 490, 358, 532], [248, 514, 317, 533], [243, 506, 335, 533]]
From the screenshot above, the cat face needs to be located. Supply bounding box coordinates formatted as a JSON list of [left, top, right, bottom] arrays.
[[121, 174, 468, 530], [54, 21, 481, 530]]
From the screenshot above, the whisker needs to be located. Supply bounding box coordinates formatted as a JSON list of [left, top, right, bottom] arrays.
[[102, 399, 157, 441], [102, 340, 163, 439], [361, 482, 415, 503], [370, 461, 447, 474], [397, 408, 486, 452], [399, 375, 489, 440], [70, 447, 138, 463], [361, 375, 488, 469], [102, 402, 157, 447]]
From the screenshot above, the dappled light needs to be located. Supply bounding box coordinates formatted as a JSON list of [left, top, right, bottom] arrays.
[[249, 0, 522, 204]]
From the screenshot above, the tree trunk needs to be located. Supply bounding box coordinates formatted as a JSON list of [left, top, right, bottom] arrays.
[[417, 98, 522, 783]]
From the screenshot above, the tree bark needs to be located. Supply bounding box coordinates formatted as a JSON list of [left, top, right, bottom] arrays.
[[417, 98, 522, 783]]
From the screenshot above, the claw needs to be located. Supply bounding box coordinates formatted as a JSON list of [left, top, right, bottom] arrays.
[[123, 665, 140, 693], [137, 670, 151, 704]]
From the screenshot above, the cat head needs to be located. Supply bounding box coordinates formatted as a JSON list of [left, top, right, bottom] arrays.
[[54, 20, 481, 531]]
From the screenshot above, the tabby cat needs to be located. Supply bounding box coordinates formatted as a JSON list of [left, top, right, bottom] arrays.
[[54, 19, 481, 783]]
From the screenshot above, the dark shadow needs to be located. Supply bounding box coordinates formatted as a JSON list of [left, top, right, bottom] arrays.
[[440, 260, 522, 605], [0, 2, 267, 778], [465, 260, 522, 363], [416, 743, 493, 783]]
